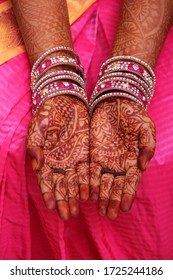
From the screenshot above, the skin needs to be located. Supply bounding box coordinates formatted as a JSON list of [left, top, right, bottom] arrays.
[[90, 98, 155, 219], [90, 0, 173, 219], [12, 0, 89, 220], [27, 95, 89, 220], [12, 0, 73, 64]]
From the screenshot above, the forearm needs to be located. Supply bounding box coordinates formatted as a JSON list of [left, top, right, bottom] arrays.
[[12, 0, 73, 65], [112, 0, 173, 68]]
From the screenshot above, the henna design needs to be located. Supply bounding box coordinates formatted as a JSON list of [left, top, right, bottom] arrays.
[[53, 173, 67, 200], [112, 0, 173, 67], [90, 97, 156, 219], [27, 95, 89, 220], [12, 0, 73, 64], [100, 173, 114, 199], [110, 176, 125, 201], [0, 7, 24, 56], [77, 162, 89, 200]]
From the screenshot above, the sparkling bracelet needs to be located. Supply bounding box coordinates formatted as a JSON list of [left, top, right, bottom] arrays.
[[31, 46, 81, 76], [100, 61, 154, 89], [31, 47, 87, 114], [32, 58, 85, 82], [32, 73, 85, 94], [32, 88, 88, 114], [99, 72, 152, 97], [89, 55, 156, 114], [89, 91, 145, 115], [90, 77, 150, 105], [100, 55, 156, 84]]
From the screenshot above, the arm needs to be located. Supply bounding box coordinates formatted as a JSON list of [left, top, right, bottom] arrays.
[[12, 0, 89, 221], [112, 0, 173, 67], [12, 0, 73, 64], [90, 0, 173, 219]]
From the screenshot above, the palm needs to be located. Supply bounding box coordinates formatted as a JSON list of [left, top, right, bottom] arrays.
[[90, 98, 156, 219], [27, 95, 89, 220]]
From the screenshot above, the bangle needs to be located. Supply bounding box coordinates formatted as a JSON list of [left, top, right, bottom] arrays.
[[90, 77, 150, 105], [100, 55, 156, 85], [30, 47, 87, 114], [31, 46, 81, 75], [32, 72, 85, 93], [89, 55, 156, 114], [89, 91, 145, 115]]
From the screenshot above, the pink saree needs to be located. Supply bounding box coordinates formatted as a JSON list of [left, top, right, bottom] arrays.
[[0, 0, 173, 260]]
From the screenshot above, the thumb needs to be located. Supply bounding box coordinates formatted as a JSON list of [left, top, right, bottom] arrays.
[[27, 146, 44, 170], [138, 120, 156, 171], [138, 146, 155, 171]]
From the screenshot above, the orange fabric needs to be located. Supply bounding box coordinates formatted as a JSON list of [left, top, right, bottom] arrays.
[[67, 0, 96, 24], [0, 0, 96, 65], [0, 0, 25, 64]]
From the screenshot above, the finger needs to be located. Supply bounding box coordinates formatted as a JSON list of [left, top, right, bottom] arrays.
[[90, 162, 102, 201], [99, 173, 114, 216], [77, 162, 89, 201], [107, 175, 125, 220], [121, 166, 142, 212], [53, 172, 70, 221], [66, 169, 79, 217], [27, 146, 44, 170], [138, 121, 156, 171], [39, 166, 56, 211]]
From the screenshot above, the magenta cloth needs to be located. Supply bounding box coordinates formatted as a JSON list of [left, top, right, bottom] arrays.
[[1, 0, 173, 259]]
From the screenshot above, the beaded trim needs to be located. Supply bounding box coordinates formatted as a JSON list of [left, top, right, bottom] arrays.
[[31, 46, 81, 75], [100, 61, 154, 89], [32, 59, 85, 81], [89, 55, 156, 114], [100, 72, 151, 96], [33, 88, 88, 114], [32, 73, 85, 94], [90, 77, 149, 105], [100, 55, 156, 84], [32, 70, 85, 92], [30, 46, 87, 114], [89, 91, 145, 115]]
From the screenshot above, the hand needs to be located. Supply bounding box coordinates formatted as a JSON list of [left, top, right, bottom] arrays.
[[90, 98, 156, 220], [27, 95, 89, 221]]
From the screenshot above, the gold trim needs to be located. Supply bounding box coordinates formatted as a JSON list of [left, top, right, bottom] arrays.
[[0, 46, 25, 64], [0, 0, 12, 12], [68, 0, 96, 24], [0, 0, 25, 65], [0, 0, 96, 65]]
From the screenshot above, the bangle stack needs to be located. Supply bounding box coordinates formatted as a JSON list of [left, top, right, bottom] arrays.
[[89, 55, 156, 115], [31, 46, 87, 114]]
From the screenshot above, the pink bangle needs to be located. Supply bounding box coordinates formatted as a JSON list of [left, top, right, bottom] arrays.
[[32, 71, 85, 93], [89, 55, 156, 113], [89, 91, 145, 115], [32, 80, 83, 101], [32, 88, 88, 114], [89, 82, 148, 108], [91, 77, 150, 104], [99, 72, 152, 96], [32, 58, 85, 82], [100, 61, 154, 89], [31, 46, 81, 75], [100, 55, 156, 84], [30, 47, 88, 114]]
